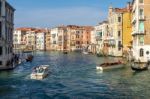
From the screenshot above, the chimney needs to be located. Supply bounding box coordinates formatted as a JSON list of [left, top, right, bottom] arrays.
[[127, 2, 131, 10]]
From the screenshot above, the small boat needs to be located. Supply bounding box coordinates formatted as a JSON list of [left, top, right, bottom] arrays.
[[26, 55, 33, 62], [96, 61, 124, 71], [63, 51, 68, 54], [96, 53, 103, 57], [131, 62, 149, 71], [30, 65, 49, 80], [83, 51, 89, 55]]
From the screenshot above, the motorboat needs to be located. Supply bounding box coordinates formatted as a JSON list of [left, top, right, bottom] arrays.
[[30, 65, 49, 80], [96, 61, 124, 71], [83, 51, 89, 55], [131, 62, 149, 71]]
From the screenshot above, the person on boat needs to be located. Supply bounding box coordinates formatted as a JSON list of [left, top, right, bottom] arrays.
[[147, 57, 150, 66], [118, 60, 122, 64]]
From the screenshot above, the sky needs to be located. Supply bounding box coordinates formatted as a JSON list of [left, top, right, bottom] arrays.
[[8, 0, 130, 28]]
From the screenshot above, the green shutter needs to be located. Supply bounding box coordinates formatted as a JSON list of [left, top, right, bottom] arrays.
[[139, 22, 144, 32]]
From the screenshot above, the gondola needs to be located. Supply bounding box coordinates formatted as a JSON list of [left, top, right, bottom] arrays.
[[96, 53, 103, 57], [26, 55, 34, 62], [131, 62, 149, 71], [63, 50, 69, 54], [63, 51, 68, 54]]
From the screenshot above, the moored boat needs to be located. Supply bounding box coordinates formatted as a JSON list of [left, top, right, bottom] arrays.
[[96, 53, 103, 57], [63, 50, 68, 54], [30, 65, 49, 80], [26, 55, 33, 62], [131, 62, 149, 71], [83, 51, 89, 55], [96, 61, 124, 71]]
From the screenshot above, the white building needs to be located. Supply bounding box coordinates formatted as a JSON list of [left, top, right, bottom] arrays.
[[89, 30, 97, 53], [0, 0, 15, 69], [94, 21, 109, 54], [132, 0, 150, 62], [108, 6, 123, 57], [13, 29, 27, 50], [36, 32, 45, 50], [50, 27, 59, 51], [26, 31, 36, 50]]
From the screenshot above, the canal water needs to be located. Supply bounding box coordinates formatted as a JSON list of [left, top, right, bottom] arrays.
[[0, 51, 150, 99]]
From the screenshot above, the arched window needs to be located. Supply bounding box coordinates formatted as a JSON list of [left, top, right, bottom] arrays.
[[140, 48, 144, 57]]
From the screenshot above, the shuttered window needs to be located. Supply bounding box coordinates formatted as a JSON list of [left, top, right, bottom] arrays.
[[0, 47, 2, 55]]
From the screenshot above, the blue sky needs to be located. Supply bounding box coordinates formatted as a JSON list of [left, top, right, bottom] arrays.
[[8, 0, 130, 28]]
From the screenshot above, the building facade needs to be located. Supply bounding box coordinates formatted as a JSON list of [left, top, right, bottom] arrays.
[[13, 29, 26, 50], [94, 21, 109, 54], [122, 3, 132, 57], [50, 27, 59, 51], [82, 26, 93, 50], [132, 0, 150, 62], [57, 26, 67, 51], [67, 25, 83, 51], [45, 29, 51, 51], [108, 6, 124, 56], [0, 0, 15, 69], [36, 30, 45, 51], [13, 28, 36, 51], [26, 30, 36, 51]]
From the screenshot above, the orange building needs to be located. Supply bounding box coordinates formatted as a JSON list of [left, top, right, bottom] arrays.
[[82, 26, 94, 50]]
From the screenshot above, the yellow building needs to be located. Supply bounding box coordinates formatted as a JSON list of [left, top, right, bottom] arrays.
[[122, 3, 132, 56], [108, 2, 132, 57]]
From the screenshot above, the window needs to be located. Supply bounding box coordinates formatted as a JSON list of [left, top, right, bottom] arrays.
[[53, 41, 56, 44], [140, 48, 144, 57], [76, 41, 80, 44], [52, 34, 56, 38], [118, 17, 121, 22], [139, 36, 144, 45], [139, 0, 143, 3], [146, 51, 149, 55], [139, 21, 144, 32], [118, 31, 121, 37], [0, 22, 1, 37], [0, 47, 2, 55], [139, 9, 144, 16], [118, 41, 122, 51], [0, 61, 2, 65], [0, 2, 1, 16], [5, 47, 7, 54], [76, 35, 79, 38]]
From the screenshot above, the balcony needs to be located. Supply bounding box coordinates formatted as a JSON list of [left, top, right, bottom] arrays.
[[139, 15, 145, 21], [95, 36, 102, 41], [132, 30, 145, 36]]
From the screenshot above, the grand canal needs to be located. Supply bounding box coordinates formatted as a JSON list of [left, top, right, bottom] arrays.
[[0, 51, 150, 99]]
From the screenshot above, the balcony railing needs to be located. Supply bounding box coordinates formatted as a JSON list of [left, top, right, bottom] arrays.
[[132, 30, 145, 36], [95, 36, 102, 41]]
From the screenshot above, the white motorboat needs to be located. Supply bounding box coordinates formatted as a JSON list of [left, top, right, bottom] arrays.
[[30, 65, 49, 80], [83, 51, 89, 55]]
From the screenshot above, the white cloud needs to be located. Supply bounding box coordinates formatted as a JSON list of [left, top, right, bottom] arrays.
[[14, 7, 106, 28]]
